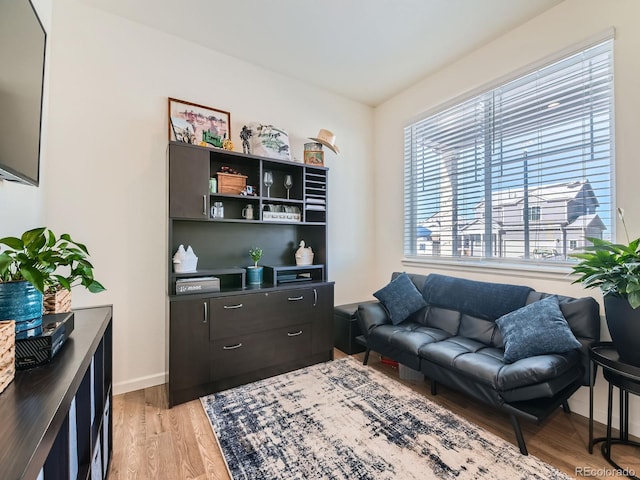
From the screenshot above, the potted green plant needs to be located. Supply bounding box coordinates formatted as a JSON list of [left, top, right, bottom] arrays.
[[570, 208, 640, 365], [247, 247, 263, 285], [0, 227, 105, 336]]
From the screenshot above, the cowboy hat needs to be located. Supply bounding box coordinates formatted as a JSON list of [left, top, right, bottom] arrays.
[[309, 129, 340, 154]]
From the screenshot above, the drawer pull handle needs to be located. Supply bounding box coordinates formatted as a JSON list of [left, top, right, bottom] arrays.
[[288, 296, 304, 301], [287, 331, 303, 337], [223, 343, 243, 350], [223, 304, 243, 309]]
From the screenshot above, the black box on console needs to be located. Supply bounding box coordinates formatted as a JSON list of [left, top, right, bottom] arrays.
[[15, 312, 74, 369]]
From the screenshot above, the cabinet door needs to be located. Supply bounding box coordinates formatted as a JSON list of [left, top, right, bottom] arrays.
[[169, 299, 211, 391], [169, 144, 210, 218], [311, 284, 334, 354]]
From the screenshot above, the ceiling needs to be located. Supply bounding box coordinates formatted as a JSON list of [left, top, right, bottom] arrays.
[[78, 0, 563, 106]]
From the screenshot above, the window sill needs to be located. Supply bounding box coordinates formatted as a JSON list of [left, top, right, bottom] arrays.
[[401, 256, 575, 282]]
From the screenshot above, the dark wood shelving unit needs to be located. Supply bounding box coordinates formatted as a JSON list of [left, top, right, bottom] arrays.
[[168, 142, 334, 407], [0, 306, 113, 480]]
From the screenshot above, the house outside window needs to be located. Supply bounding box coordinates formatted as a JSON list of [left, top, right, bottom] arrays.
[[404, 39, 614, 265]]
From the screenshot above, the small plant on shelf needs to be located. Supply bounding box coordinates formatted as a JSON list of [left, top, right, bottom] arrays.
[[247, 247, 264, 285], [249, 247, 263, 267]]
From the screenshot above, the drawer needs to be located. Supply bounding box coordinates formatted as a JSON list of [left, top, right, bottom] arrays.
[[211, 288, 317, 339], [211, 322, 311, 380]]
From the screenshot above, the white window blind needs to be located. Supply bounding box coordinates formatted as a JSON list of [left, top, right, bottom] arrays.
[[404, 39, 614, 265]]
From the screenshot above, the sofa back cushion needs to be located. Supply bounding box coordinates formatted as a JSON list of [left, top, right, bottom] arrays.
[[391, 271, 429, 294], [459, 314, 499, 346], [424, 306, 461, 336], [422, 273, 532, 320]]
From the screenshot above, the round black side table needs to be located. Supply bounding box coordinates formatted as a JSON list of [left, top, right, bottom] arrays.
[[589, 342, 640, 479]]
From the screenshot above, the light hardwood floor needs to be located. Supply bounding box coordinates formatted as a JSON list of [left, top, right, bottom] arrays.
[[110, 350, 640, 480]]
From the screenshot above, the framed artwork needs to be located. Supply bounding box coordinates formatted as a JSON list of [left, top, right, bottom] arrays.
[[304, 150, 324, 166], [168, 97, 230, 148]]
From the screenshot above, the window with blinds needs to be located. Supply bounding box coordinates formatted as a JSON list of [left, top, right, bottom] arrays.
[[404, 39, 613, 265]]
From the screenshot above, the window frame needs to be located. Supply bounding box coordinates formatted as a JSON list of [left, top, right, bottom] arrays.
[[402, 30, 615, 274]]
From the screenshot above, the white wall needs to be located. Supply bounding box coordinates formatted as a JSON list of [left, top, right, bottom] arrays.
[[373, 0, 640, 433], [37, 0, 376, 393]]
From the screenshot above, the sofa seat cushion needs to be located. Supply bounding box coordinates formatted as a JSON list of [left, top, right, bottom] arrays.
[[419, 336, 582, 393], [368, 323, 451, 356]]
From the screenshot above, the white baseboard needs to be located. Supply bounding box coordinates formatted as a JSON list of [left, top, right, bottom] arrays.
[[113, 371, 167, 395]]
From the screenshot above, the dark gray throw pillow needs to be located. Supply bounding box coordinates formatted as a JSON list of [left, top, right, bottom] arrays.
[[373, 273, 427, 325], [496, 296, 581, 364]]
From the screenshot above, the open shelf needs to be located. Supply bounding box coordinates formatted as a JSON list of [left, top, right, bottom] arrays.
[[264, 264, 325, 285], [171, 268, 245, 294]]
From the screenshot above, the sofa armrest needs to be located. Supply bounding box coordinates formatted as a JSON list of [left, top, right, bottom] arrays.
[[356, 302, 389, 338]]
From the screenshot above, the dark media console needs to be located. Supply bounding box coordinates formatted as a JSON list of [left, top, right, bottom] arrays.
[[0, 306, 113, 480]]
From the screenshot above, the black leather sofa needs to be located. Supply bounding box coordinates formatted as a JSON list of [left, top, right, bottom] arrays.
[[356, 272, 600, 455]]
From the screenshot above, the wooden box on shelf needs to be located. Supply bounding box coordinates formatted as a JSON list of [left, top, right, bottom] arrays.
[[217, 172, 247, 194], [0, 320, 15, 394]]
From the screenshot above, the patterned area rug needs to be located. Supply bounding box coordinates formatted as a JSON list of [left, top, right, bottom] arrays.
[[201, 358, 570, 480]]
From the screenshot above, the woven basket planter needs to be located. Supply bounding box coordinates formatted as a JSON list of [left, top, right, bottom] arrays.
[[0, 320, 15, 394], [43, 289, 72, 315]]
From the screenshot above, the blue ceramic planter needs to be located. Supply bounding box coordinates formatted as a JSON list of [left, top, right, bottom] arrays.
[[0, 281, 43, 338], [247, 266, 263, 285]]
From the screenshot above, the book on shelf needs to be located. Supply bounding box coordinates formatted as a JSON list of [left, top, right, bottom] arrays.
[[175, 276, 220, 294], [306, 204, 326, 211], [176, 276, 217, 282]]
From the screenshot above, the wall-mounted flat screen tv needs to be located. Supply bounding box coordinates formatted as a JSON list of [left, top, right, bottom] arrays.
[[0, 0, 46, 186]]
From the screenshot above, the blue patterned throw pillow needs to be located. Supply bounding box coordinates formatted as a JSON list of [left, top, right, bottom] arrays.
[[373, 273, 427, 325], [496, 296, 581, 364]]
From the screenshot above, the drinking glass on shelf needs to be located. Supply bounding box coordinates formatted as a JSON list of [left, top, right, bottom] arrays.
[[263, 171, 273, 197], [284, 174, 293, 199]]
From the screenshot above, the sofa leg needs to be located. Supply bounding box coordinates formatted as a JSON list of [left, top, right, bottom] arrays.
[[510, 415, 528, 455], [562, 401, 571, 414], [431, 380, 437, 396], [363, 348, 370, 365]]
